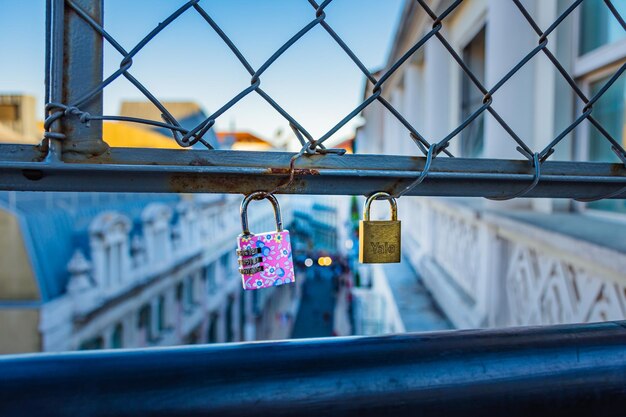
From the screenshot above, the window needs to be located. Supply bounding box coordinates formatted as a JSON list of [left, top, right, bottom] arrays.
[[460, 27, 486, 158], [89, 211, 131, 290], [79, 336, 104, 351], [141, 203, 173, 263], [0, 104, 18, 121], [208, 312, 219, 343], [157, 295, 166, 331], [586, 74, 626, 214], [579, 0, 626, 55], [226, 296, 234, 343], [111, 323, 123, 349], [184, 276, 195, 313], [138, 304, 152, 338], [220, 253, 232, 280], [176, 282, 184, 302], [239, 292, 246, 340], [206, 263, 217, 295]]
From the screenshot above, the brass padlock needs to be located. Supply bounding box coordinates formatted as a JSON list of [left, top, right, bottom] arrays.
[[359, 192, 401, 264]]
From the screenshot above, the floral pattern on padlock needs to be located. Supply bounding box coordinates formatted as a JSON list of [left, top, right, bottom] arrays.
[[237, 230, 294, 290]]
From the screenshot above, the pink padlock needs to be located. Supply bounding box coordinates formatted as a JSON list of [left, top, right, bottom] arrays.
[[236, 192, 295, 290]]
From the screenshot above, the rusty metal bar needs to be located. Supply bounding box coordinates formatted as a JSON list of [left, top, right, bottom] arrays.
[[0, 145, 624, 199]]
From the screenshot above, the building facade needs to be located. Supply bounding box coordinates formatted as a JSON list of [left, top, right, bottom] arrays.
[[355, 0, 626, 331], [0, 192, 300, 354]]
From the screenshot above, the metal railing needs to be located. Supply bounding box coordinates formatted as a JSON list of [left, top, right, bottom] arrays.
[[1, 321, 626, 416]]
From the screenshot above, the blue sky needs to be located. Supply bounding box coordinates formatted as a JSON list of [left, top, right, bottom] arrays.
[[0, 0, 403, 147]]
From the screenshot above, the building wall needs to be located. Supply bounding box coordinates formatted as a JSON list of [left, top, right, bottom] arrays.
[[0, 193, 300, 354], [0, 207, 41, 354], [355, 0, 626, 330], [0, 308, 40, 354], [0, 95, 37, 142], [0, 210, 38, 300]]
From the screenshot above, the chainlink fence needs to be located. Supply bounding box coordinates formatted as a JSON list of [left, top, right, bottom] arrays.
[[7, 0, 623, 199]]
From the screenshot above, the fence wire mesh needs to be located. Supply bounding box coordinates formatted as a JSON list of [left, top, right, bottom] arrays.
[[41, 0, 626, 199]]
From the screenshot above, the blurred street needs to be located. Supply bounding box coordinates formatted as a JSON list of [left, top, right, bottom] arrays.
[[291, 264, 340, 339]]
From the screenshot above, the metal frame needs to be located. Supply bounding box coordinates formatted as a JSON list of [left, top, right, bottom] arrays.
[[1, 144, 625, 198]]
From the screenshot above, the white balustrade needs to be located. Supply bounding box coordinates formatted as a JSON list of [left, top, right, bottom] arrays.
[[404, 199, 626, 329]]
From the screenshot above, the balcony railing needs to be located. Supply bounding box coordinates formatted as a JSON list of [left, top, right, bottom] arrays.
[[403, 198, 626, 329]]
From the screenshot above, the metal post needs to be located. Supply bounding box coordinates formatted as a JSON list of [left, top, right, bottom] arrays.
[[44, 0, 65, 162], [59, 0, 108, 159]]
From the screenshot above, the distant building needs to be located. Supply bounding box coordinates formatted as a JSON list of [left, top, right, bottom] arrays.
[[293, 201, 340, 253], [118, 102, 275, 151], [0, 95, 38, 144], [216, 131, 274, 151], [334, 136, 355, 154], [118, 100, 220, 149]]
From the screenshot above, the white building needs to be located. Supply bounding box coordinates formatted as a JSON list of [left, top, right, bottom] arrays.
[[0, 192, 300, 353], [355, 0, 626, 331]]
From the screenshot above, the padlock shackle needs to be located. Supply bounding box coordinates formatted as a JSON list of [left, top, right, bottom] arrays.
[[363, 191, 397, 221], [240, 191, 283, 236]]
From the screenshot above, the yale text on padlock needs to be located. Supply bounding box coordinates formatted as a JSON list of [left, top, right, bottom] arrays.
[[370, 241, 398, 254], [359, 192, 401, 264]]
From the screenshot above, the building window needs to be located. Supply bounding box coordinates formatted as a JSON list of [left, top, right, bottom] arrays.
[[141, 203, 173, 263], [208, 312, 219, 343], [176, 281, 184, 302], [0, 104, 18, 121], [460, 27, 486, 158], [79, 336, 104, 350], [184, 276, 195, 313], [89, 211, 131, 289], [586, 74, 626, 214], [239, 292, 246, 340], [226, 295, 234, 343], [138, 304, 152, 339], [220, 253, 231, 279], [206, 263, 217, 295], [579, 0, 626, 56], [157, 295, 166, 331], [111, 323, 123, 349]]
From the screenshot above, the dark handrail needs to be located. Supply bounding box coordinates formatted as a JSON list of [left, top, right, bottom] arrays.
[[1, 321, 626, 416]]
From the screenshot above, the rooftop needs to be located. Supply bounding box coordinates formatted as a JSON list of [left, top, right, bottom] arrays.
[[0, 192, 180, 301]]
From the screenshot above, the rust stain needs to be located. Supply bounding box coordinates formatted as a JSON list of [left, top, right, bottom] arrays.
[[189, 158, 213, 167], [387, 177, 408, 196], [79, 149, 116, 165], [169, 173, 273, 194], [610, 163, 625, 175], [169, 174, 228, 193], [33, 143, 48, 162], [168, 171, 313, 194], [267, 168, 320, 175]]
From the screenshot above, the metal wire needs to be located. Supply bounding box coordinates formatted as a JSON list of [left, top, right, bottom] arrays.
[[42, 0, 626, 201]]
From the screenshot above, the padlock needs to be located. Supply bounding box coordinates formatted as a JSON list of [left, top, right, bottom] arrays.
[[359, 191, 401, 264], [236, 191, 295, 290]]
